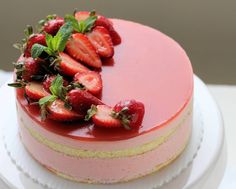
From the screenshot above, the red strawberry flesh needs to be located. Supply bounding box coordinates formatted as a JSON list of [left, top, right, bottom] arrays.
[[74, 11, 90, 22], [59, 52, 89, 76], [66, 33, 102, 68], [47, 99, 84, 121], [74, 71, 102, 96], [67, 89, 103, 114], [92, 105, 121, 128], [87, 26, 114, 58], [25, 82, 49, 100], [74, 12, 121, 46], [113, 100, 145, 129], [95, 16, 121, 45]]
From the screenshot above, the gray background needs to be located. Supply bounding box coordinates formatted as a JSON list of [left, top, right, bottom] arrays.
[[0, 0, 235, 84]]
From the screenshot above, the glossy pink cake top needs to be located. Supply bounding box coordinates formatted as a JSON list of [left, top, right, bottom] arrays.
[[17, 19, 193, 141]]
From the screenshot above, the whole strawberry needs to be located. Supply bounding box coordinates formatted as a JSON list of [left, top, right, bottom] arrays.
[[24, 34, 46, 57], [21, 57, 41, 81], [43, 17, 64, 36], [67, 89, 103, 114], [112, 100, 145, 130]]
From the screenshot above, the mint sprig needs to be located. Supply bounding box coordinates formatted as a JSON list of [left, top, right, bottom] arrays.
[[49, 74, 67, 100], [31, 22, 73, 58], [65, 12, 97, 34], [39, 95, 57, 120], [38, 74, 67, 120]]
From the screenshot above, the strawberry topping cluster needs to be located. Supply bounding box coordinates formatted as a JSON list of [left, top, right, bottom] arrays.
[[9, 10, 145, 130]]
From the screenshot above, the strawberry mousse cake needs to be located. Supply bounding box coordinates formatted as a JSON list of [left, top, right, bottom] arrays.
[[9, 10, 193, 184]]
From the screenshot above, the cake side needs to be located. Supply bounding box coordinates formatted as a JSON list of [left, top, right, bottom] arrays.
[[18, 98, 192, 183]]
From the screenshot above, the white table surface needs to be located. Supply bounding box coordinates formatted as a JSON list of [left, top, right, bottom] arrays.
[[0, 72, 235, 189]]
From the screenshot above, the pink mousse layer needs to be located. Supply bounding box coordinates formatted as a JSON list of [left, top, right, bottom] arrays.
[[19, 110, 192, 183]]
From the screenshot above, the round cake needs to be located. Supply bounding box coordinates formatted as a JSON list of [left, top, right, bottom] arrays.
[[11, 11, 193, 184]]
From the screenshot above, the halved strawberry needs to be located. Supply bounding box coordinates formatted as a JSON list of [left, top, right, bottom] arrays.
[[67, 89, 103, 114], [66, 33, 102, 68], [25, 82, 49, 100], [113, 99, 145, 129], [92, 105, 121, 128], [95, 16, 121, 45], [47, 99, 84, 121], [74, 12, 121, 46], [95, 16, 112, 30], [74, 71, 102, 95], [58, 52, 89, 76], [108, 29, 121, 46], [87, 26, 114, 58], [74, 11, 90, 22]]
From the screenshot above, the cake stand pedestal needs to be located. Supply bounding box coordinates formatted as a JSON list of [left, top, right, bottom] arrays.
[[0, 76, 225, 189]]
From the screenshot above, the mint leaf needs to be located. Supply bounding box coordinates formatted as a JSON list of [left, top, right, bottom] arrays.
[[39, 95, 57, 120], [39, 95, 57, 107], [49, 75, 63, 96], [45, 33, 54, 50], [81, 15, 97, 33], [39, 74, 67, 120], [85, 105, 97, 121], [45, 22, 73, 54], [64, 14, 81, 31], [65, 13, 97, 34], [54, 22, 73, 52], [31, 43, 47, 58]]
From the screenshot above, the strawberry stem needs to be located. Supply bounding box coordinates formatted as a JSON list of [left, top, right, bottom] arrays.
[[111, 108, 132, 130], [85, 105, 97, 121]]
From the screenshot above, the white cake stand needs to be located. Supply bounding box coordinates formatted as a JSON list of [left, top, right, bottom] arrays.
[[0, 76, 224, 189]]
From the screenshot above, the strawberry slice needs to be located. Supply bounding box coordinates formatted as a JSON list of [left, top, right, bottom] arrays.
[[92, 105, 121, 128], [95, 16, 121, 45], [25, 82, 49, 100], [108, 29, 121, 46], [58, 52, 89, 76], [74, 71, 102, 96], [67, 89, 103, 114], [47, 99, 84, 121], [87, 26, 114, 58], [66, 33, 102, 68], [74, 11, 90, 22]]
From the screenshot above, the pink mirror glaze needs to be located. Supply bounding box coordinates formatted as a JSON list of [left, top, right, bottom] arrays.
[[16, 19, 193, 141]]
